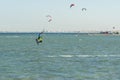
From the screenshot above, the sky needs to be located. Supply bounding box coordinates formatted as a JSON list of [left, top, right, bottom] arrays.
[[0, 0, 120, 32]]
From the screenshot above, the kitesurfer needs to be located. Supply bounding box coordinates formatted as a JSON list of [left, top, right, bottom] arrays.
[[36, 32, 43, 45]]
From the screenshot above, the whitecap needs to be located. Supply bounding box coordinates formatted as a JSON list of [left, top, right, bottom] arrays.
[[59, 55, 74, 57], [6, 36, 20, 38], [46, 55, 120, 58], [76, 55, 120, 58], [47, 55, 57, 57]]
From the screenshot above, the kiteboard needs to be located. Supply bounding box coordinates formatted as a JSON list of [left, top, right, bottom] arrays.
[[35, 38, 42, 45], [36, 39, 39, 45]]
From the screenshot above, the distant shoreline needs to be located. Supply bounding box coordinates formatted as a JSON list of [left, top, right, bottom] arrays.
[[0, 32, 88, 34], [0, 31, 92, 34], [0, 31, 119, 35]]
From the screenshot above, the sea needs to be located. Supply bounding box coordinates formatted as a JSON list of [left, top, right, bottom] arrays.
[[0, 33, 120, 80]]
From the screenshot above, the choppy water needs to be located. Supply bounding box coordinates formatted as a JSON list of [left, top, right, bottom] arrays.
[[0, 33, 120, 80]]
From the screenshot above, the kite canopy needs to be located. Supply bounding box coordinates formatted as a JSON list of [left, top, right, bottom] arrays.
[[46, 15, 52, 22], [48, 19, 52, 22], [46, 15, 52, 18], [70, 4, 75, 8], [82, 8, 87, 11], [113, 27, 115, 29]]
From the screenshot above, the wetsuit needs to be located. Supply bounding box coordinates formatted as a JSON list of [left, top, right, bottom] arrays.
[[36, 33, 43, 44], [37, 36, 43, 43]]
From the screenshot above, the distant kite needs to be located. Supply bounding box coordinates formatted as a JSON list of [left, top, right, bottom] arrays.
[[48, 19, 52, 22], [46, 15, 52, 22], [46, 15, 52, 18], [82, 8, 87, 11], [113, 27, 115, 29], [70, 4, 75, 8]]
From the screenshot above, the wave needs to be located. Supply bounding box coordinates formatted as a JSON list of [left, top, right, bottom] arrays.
[[47, 55, 120, 58], [5, 36, 20, 38]]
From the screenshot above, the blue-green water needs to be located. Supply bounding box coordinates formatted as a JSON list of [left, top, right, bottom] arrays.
[[0, 33, 120, 80]]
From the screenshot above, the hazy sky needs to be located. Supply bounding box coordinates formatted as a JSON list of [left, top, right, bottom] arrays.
[[0, 0, 120, 32]]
